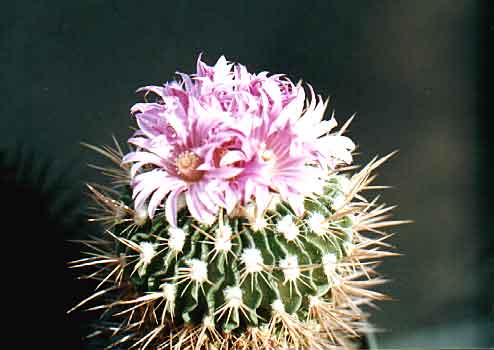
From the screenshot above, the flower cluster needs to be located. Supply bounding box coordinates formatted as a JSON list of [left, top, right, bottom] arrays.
[[122, 55, 355, 226]]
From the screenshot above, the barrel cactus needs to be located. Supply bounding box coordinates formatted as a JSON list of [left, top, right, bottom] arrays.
[[69, 55, 405, 349]]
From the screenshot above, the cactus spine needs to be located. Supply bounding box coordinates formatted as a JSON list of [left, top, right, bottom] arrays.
[[70, 146, 404, 349], [69, 56, 407, 350]]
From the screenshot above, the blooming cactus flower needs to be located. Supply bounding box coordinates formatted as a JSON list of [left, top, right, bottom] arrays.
[[122, 55, 355, 225], [123, 94, 241, 225], [71, 55, 406, 350]]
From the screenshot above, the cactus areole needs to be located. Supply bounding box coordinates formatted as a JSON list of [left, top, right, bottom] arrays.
[[70, 55, 405, 350]]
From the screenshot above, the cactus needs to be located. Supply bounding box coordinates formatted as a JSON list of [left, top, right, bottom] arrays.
[[69, 56, 406, 350]]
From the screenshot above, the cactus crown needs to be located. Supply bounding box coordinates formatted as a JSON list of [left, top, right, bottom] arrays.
[[69, 56, 405, 350]]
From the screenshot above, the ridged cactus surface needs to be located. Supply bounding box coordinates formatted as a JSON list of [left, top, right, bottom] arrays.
[[69, 56, 405, 350]]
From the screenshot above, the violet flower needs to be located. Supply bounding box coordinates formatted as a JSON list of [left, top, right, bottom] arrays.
[[123, 55, 355, 225]]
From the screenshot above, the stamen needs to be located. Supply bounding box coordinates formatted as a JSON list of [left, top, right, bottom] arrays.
[[261, 149, 275, 162], [259, 142, 275, 162], [176, 151, 204, 182]]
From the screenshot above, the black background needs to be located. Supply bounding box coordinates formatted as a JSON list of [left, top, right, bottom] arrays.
[[1, 0, 493, 348]]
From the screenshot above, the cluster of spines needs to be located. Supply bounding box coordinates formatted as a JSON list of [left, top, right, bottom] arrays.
[[69, 142, 406, 350]]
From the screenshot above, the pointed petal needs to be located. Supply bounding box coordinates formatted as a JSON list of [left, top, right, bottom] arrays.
[[185, 187, 215, 225], [255, 185, 271, 215], [219, 150, 247, 166], [165, 185, 186, 227]]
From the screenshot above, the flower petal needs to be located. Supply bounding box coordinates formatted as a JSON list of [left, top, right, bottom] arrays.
[[165, 185, 186, 226]]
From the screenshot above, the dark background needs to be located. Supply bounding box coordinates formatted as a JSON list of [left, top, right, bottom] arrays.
[[1, 0, 492, 348]]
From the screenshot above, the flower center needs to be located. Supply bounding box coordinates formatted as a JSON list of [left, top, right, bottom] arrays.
[[258, 142, 275, 162], [176, 151, 204, 182], [260, 149, 275, 162]]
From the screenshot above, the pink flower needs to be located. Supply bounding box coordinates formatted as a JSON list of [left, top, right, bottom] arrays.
[[123, 90, 242, 226], [281, 86, 356, 169], [213, 114, 325, 218], [122, 55, 355, 226]]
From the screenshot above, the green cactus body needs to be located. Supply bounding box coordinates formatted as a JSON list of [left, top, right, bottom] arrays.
[[112, 174, 350, 333], [70, 56, 405, 349], [70, 144, 403, 350]]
